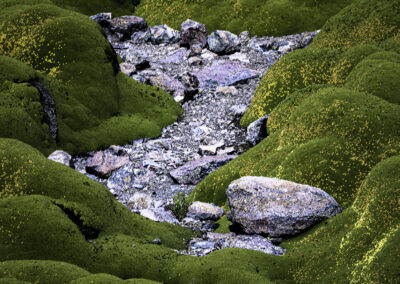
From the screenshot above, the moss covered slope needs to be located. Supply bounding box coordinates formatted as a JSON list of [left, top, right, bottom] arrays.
[[135, 0, 353, 37], [0, 1, 181, 155], [188, 0, 400, 282]]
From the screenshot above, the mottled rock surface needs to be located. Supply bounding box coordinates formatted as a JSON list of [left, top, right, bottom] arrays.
[[227, 176, 342, 237], [48, 150, 71, 167], [187, 201, 225, 220]]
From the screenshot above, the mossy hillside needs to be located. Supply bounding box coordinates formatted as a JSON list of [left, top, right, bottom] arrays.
[[242, 0, 400, 127], [135, 0, 353, 37], [0, 260, 162, 283], [0, 2, 182, 154], [0, 138, 196, 281]]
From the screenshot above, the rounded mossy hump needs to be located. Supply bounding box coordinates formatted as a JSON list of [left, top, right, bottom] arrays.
[[267, 84, 337, 135], [379, 34, 400, 53], [350, 226, 400, 284], [0, 55, 38, 82], [330, 44, 382, 84], [336, 156, 400, 278], [0, 260, 90, 283], [344, 55, 400, 104], [271, 137, 361, 207], [0, 278, 30, 284], [0, 57, 56, 154], [73, 273, 125, 283], [124, 278, 162, 284], [241, 48, 339, 126], [0, 195, 95, 264], [310, 0, 400, 51], [279, 87, 400, 159]]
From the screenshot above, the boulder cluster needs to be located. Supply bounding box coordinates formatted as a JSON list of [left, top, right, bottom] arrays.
[[47, 14, 339, 256]]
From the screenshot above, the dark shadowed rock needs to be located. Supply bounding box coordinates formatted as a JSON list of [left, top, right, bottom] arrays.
[[227, 176, 342, 237], [150, 25, 181, 44], [207, 30, 240, 54], [170, 155, 237, 184], [187, 201, 225, 220], [86, 151, 130, 178], [246, 114, 269, 146], [194, 60, 257, 89], [90, 13, 112, 28], [180, 19, 208, 48], [48, 150, 71, 167], [110, 16, 147, 40], [178, 71, 199, 99]]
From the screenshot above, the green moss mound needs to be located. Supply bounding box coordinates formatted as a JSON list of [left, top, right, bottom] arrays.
[[0, 2, 181, 155], [0, 260, 162, 283], [345, 55, 400, 104], [135, 0, 353, 37]]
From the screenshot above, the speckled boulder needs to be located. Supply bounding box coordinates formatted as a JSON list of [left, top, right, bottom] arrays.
[[227, 176, 342, 237], [187, 201, 225, 220]]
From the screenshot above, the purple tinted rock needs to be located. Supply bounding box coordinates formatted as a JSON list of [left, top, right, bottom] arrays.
[[131, 29, 151, 44], [149, 74, 186, 102], [86, 151, 129, 178], [194, 60, 257, 89], [180, 19, 208, 48], [90, 13, 112, 28], [161, 48, 189, 64], [169, 155, 237, 185], [227, 176, 342, 237]]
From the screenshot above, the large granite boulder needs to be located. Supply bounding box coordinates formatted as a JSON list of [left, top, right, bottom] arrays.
[[194, 60, 257, 89], [180, 19, 208, 48], [187, 201, 225, 220], [227, 176, 342, 237], [150, 25, 181, 44], [170, 155, 237, 185], [207, 30, 240, 54], [110, 16, 147, 40]]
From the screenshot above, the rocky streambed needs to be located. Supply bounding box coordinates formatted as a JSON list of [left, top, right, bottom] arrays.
[[48, 14, 341, 256]]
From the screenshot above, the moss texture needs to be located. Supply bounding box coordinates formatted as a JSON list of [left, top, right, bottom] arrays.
[[0, 1, 181, 155], [135, 0, 353, 37]]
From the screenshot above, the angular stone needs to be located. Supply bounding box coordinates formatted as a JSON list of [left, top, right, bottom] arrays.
[[139, 208, 179, 224], [48, 150, 71, 167], [90, 13, 112, 28], [169, 155, 237, 185], [194, 60, 257, 89], [180, 19, 208, 48], [187, 201, 225, 220], [178, 71, 199, 98], [227, 176, 342, 237], [110, 16, 147, 40], [119, 62, 136, 76], [124, 49, 149, 70], [131, 29, 151, 44], [150, 25, 181, 45], [149, 74, 186, 102], [107, 162, 134, 194], [216, 86, 239, 96], [207, 30, 240, 54], [86, 151, 129, 178], [239, 30, 250, 46], [161, 48, 189, 64], [246, 114, 269, 146], [199, 140, 224, 155]]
